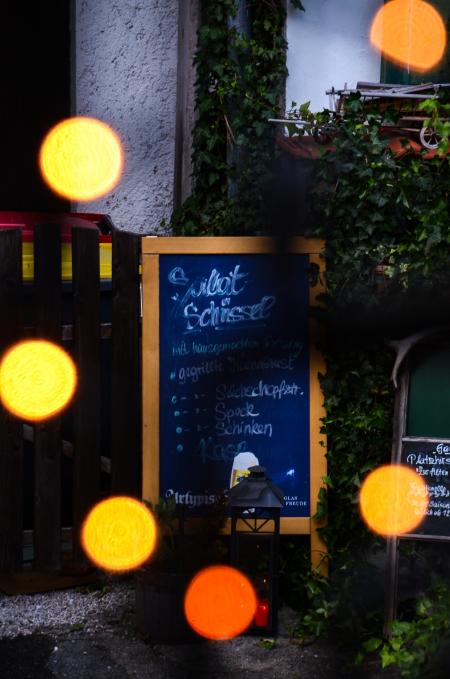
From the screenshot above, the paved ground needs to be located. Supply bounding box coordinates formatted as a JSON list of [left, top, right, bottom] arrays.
[[10, 632, 450, 679], [0, 585, 396, 679], [0, 628, 391, 679]]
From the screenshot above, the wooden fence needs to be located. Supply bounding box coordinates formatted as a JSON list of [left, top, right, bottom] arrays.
[[0, 223, 141, 573]]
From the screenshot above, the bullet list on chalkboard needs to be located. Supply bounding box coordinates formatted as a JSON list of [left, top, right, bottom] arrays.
[[157, 253, 312, 520]]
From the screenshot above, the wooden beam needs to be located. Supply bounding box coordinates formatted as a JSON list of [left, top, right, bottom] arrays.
[[142, 236, 325, 255], [23, 323, 112, 341], [33, 223, 62, 572], [0, 229, 23, 572], [72, 226, 101, 564], [309, 253, 328, 575], [111, 230, 141, 497], [23, 424, 111, 475], [142, 254, 160, 505]]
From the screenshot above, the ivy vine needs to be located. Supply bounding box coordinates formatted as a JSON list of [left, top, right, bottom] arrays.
[[171, 0, 302, 235], [289, 95, 450, 675], [170, 2, 450, 675]]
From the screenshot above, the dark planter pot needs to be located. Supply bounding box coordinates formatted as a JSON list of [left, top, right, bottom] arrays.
[[135, 569, 197, 644]]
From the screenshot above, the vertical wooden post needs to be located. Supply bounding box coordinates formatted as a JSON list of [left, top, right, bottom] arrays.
[[111, 230, 141, 497], [384, 536, 399, 639], [309, 252, 328, 575], [72, 226, 101, 566], [33, 223, 62, 571], [0, 229, 23, 571], [141, 252, 159, 505], [384, 366, 408, 637]]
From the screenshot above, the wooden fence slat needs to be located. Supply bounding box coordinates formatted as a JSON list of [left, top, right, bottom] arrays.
[[72, 226, 101, 565], [33, 223, 62, 571], [111, 230, 141, 497], [0, 229, 23, 571]]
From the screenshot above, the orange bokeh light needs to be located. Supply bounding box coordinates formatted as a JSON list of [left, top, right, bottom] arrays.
[[81, 496, 157, 572], [39, 116, 123, 201], [370, 0, 446, 72], [0, 340, 77, 421], [184, 565, 257, 640], [359, 464, 428, 536]]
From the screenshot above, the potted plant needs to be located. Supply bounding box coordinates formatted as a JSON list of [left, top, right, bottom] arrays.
[[135, 495, 227, 643]]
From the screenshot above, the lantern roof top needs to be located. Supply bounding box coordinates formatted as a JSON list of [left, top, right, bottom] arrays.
[[228, 466, 284, 509]]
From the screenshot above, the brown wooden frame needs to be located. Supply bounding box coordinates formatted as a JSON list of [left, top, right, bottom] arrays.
[[142, 236, 327, 572]]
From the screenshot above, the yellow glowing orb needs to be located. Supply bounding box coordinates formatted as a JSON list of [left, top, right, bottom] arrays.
[[359, 464, 428, 536], [0, 340, 77, 421], [184, 565, 257, 640], [39, 117, 123, 201], [370, 0, 446, 72], [81, 497, 157, 572]]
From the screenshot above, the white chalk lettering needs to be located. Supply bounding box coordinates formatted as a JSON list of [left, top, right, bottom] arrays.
[[216, 379, 302, 401], [183, 295, 276, 331], [227, 353, 298, 372], [195, 438, 248, 464], [175, 265, 248, 303], [215, 401, 260, 423], [178, 359, 224, 384], [192, 338, 260, 356], [216, 420, 273, 438]]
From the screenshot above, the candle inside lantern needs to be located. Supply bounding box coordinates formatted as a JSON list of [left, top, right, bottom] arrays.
[[254, 599, 269, 627]]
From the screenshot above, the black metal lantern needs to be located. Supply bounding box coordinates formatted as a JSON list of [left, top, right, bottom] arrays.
[[228, 465, 284, 635]]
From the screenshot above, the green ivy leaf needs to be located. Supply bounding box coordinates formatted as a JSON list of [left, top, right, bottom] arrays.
[[390, 637, 404, 652], [380, 646, 396, 669], [259, 637, 277, 649], [391, 620, 413, 636], [363, 637, 382, 653]]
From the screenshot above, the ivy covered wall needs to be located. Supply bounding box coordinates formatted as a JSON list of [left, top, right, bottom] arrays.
[[172, 2, 450, 674], [171, 0, 296, 235]]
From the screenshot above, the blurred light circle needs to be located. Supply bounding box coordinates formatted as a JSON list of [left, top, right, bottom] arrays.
[[370, 0, 446, 72], [184, 565, 257, 640], [81, 497, 157, 572], [39, 117, 123, 201], [359, 464, 428, 536], [0, 340, 77, 421]]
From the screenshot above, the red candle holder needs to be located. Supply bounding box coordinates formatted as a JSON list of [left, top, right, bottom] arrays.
[[254, 598, 270, 627]]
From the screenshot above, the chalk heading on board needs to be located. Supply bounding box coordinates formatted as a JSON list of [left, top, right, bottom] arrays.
[[168, 264, 277, 332]]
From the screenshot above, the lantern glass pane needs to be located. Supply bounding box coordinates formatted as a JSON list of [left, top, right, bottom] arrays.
[[236, 533, 272, 574]]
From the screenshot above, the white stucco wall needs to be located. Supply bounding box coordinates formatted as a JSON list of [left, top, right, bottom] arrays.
[[286, 0, 384, 113], [73, 0, 179, 233]]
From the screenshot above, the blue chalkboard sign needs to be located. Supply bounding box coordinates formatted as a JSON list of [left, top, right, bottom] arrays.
[[142, 237, 326, 537]]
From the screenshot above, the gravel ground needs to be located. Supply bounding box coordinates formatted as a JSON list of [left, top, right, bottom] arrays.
[[0, 580, 134, 639], [0, 578, 399, 679]]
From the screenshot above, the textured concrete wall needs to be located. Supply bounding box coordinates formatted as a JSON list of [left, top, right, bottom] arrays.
[[286, 0, 383, 113], [73, 0, 179, 233]]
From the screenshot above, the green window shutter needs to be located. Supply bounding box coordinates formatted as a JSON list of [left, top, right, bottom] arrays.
[[406, 344, 450, 438], [380, 0, 450, 84]]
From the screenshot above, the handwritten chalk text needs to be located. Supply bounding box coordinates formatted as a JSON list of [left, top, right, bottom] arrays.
[[216, 379, 302, 401]]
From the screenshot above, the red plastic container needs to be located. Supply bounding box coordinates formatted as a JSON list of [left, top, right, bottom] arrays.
[[0, 211, 112, 280]]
